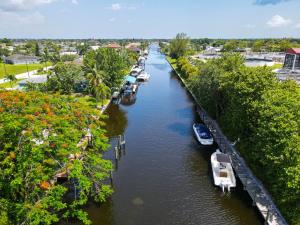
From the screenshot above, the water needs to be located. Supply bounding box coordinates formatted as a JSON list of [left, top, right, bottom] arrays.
[[244, 59, 275, 67], [86, 45, 262, 225]]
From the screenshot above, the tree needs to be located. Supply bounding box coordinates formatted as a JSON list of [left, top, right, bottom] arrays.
[[169, 33, 190, 59], [186, 53, 300, 224], [95, 82, 111, 107], [83, 48, 129, 90], [5, 74, 17, 88], [0, 91, 113, 225], [252, 40, 264, 52], [46, 63, 85, 94], [35, 42, 40, 56]]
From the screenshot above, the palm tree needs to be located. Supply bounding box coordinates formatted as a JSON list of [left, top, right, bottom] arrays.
[[95, 82, 111, 108], [5, 74, 17, 88], [86, 67, 110, 107]]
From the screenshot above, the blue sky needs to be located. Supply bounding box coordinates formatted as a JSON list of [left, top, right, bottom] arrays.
[[0, 0, 299, 39]]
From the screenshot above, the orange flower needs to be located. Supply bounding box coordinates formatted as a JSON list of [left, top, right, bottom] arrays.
[[40, 181, 51, 190]]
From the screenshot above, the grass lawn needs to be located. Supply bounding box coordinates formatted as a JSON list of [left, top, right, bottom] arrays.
[[0, 62, 51, 79], [166, 56, 178, 70], [0, 79, 24, 89], [270, 63, 283, 70], [74, 94, 111, 111]]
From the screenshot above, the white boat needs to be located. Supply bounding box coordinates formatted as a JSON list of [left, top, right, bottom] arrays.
[[211, 150, 236, 192], [130, 67, 143, 77], [193, 123, 213, 145], [132, 84, 138, 93], [136, 72, 150, 81]]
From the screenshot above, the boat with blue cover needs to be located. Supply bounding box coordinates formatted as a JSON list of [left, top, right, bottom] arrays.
[[193, 123, 214, 145]]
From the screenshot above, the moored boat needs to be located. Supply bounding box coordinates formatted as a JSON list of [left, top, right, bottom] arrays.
[[211, 150, 236, 192], [193, 123, 213, 145], [130, 67, 143, 77], [136, 71, 150, 81]]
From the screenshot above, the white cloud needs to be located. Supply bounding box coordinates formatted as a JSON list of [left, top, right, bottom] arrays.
[[294, 23, 300, 28], [71, 0, 78, 5], [0, 0, 57, 11], [267, 15, 292, 27], [109, 17, 116, 22], [111, 3, 121, 11], [0, 10, 45, 25]]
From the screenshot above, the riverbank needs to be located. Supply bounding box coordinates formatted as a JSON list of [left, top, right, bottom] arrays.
[[167, 57, 292, 224]]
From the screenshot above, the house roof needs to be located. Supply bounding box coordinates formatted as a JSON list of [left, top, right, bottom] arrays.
[[106, 43, 121, 49], [286, 48, 300, 54]]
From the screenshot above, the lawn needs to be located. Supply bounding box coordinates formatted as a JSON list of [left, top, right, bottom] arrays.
[[0, 62, 51, 79], [0, 79, 24, 89], [166, 56, 178, 70]]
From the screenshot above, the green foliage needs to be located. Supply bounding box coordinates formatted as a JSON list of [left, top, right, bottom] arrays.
[[42, 63, 85, 94], [0, 91, 113, 224], [60, 54, 77, 62], [83, 48, 130, 90], [169, 33, 190, 59], [186, 53, 300, 224], [176, 57, 199, 79], [4, 74, 17, 88]]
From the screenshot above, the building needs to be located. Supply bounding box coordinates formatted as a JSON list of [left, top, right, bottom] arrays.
[[4, 54, 39, 65], [283, 48, 300, 71], [276, 48, 300, 84], [106, 43, 122, 50], [18, 75, 48, 89]]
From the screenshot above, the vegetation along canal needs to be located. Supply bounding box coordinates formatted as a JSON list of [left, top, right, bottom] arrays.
[[86, 44, 263, 225]]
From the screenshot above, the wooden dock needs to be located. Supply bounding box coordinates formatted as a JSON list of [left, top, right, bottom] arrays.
[[166, 58, 288, 225], [197, 108, 288, 225]]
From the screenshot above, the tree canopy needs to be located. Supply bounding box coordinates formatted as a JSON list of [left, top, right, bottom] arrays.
[[184, 53, 300, 224], [0, 91, 113, 225], [169, 33, 190, 59]]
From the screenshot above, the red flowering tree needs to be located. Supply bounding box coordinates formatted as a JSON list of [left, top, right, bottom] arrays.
[[0, 91, 113, 225]]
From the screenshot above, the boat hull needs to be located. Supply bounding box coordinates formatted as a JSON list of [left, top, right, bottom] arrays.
[[211, 150, 236, 191], [193, 124, 213, 145]]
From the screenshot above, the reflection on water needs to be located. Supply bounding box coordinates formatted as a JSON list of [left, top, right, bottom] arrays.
[[104, 104, 128, 137], [86, 44, 263, 225]]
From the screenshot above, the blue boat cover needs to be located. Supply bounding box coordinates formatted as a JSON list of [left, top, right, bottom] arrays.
[[125, 75, 136, 84], [195, 124, 212, 139]]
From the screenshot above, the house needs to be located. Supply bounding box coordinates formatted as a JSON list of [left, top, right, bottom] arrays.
[[276, 48, 300, 84], [106, 43, 122, 50], [4, 54, 39, 65], [283, 48, 300, 71], [204, 46, 222, 55], [18, 75, 48, 89], [91, 45, 100, 51]]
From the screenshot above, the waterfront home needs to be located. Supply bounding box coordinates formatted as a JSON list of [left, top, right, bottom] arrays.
[[4, 54, 39, 65]]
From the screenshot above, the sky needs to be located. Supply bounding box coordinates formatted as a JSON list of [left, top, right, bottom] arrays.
[[0, 0, 299, 39]]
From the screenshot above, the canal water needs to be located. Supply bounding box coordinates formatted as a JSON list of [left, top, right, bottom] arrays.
[[87, 44, 262, 225]]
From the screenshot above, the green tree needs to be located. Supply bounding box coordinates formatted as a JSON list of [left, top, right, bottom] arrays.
[[35, 42, 40, 56], [169, 33, 190, 59], [0, 91, 113, 225], [45, 63, 85, 94], [5, 74, 17, 88], [83, 48, 129, 89]]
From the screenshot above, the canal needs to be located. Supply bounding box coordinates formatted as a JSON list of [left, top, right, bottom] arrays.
[[87, 44, 262, 225]]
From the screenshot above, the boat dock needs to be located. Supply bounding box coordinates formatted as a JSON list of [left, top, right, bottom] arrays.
[[197, 107, 288, 225], [166, 58, 288, 225]]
